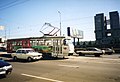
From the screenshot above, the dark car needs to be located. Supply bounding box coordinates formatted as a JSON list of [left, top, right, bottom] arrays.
[[0, 59, 12, 77]]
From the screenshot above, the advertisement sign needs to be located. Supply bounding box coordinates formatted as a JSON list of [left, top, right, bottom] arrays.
[[71, 28, 83, 39]]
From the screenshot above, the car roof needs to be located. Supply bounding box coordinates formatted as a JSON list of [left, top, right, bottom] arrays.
[[86, 47, 97, 49], [17, 48, 34, 51]]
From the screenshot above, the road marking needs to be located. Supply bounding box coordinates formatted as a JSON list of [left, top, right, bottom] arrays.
[[21, 73, 63, 82], [59, 65, 79, 68]]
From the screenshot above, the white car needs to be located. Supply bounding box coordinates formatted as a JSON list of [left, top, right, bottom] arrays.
[[11, 48, 42, 61]]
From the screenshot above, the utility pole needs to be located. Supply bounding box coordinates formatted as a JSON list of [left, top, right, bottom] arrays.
[[58, 11, 61, 36]]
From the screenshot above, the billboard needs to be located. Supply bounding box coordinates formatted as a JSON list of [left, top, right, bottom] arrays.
[[72, 28, 83, 39], [67, 27, 83, 39]]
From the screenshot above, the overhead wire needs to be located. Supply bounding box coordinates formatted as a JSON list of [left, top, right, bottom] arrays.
[[62, 16, 93, 22], [0, 0, 30, 11], [49, 16, 93, 24], [0, 0, 95, 38], [0, 14, 94, 38], [0, 0, 19, 9]]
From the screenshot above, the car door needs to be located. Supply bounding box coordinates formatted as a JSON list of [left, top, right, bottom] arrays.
[[87, 48, 94, 55], [16, 50, 22, 58], [20, 50, 27, 59]]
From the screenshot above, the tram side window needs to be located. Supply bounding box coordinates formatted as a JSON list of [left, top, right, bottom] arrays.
[[20, 41, 22, 45], [18, 41, 22, 46], [12, 41, 16, 46], [30, 41, 33, 46]]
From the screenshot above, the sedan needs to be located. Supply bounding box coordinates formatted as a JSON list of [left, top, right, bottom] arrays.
[[11, 48, 42, 61]]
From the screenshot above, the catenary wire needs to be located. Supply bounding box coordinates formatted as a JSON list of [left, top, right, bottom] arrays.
[[0, 0, 19, 9], [0, 0, 30, 11]]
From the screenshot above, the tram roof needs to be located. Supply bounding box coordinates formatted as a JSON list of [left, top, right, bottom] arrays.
[[7, 36, 66, 41]]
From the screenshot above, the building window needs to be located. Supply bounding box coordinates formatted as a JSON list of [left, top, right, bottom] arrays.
[[107, 33, 111, 37], [107, 25, 111, 29]]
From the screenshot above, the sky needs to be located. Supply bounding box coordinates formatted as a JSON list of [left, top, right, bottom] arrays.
[[0, 0, 120, 41]]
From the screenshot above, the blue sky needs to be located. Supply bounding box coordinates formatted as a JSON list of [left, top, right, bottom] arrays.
[[0, 0, 120, 41]]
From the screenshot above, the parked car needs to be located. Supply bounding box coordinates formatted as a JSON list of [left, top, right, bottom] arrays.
[[0, 59, 12, 77], [11, 48, 42, 61], [0, 47, 7, 55], [102, 48, 115, 55], [76, 47, 103, 57]]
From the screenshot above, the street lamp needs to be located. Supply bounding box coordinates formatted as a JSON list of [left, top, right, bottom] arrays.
[[58, 11, 61, 36]]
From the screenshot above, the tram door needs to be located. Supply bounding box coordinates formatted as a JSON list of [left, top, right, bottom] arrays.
[[51, 38, 69, 57]]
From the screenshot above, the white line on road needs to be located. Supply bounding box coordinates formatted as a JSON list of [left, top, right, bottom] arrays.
[[59, 65, 79, 68], [21, 73, 63, 82]]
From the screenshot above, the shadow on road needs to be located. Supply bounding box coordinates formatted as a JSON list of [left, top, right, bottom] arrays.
[[41, 57, 68, 60], [0, 54, 12, 58], [0, 54, 68, 63], [0, 75, 6, 79]]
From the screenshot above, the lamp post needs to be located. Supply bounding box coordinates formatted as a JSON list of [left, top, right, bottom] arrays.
[[58, 11, 61, 36]]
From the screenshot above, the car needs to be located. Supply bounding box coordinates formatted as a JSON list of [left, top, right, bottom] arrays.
[[0, 47, 7, 55], [76, 47, 103, 57], [11, 48, 42, 61], [102, 48, 115, 55], [0, 59, 12, 77]]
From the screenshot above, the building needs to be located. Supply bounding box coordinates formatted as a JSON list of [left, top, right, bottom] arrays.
[[94, 11, 120, 49]]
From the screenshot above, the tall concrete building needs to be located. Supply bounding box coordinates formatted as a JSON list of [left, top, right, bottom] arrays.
[[94, 11, 120, 48]]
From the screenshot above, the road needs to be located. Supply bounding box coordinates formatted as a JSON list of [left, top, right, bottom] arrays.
[[0, 54, 120, 82]]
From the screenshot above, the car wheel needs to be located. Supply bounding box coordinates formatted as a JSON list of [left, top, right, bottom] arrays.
[[79, 53, 85, 56], [68, 53, 71, 56], [68, 53, 73, 56], [95, 54, 100, 57], [108, 53, 112, 55], [79, 53, 82, 56], [13, 56, 17, 61], [27, 57, 32, 62]]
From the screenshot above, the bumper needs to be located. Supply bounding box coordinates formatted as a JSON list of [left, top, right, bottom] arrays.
[[32, 56, 42, 60], [0, 65, 12, 75], [0, 69, 12, 76]]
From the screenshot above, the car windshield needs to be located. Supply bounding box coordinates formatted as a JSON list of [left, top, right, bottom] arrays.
[[0, 60, 11, 67], [95, 48, 101, 51]]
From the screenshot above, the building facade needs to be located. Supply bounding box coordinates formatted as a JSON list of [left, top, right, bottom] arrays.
[[94, 11, 120, 48]]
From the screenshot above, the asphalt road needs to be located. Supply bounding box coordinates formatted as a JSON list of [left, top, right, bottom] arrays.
[[0, 54, 120, 82]]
